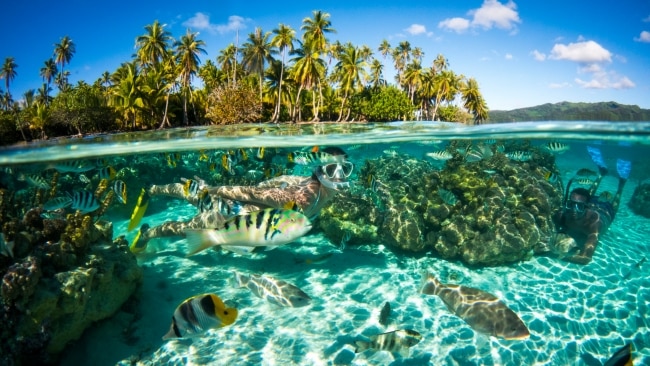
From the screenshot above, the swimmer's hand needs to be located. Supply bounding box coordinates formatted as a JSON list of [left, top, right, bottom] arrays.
[[566, 254, 591, 265]]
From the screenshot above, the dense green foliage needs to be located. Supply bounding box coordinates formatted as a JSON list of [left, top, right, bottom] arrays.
[[1, 10, 493, 145], [489, 101, 650, 122]]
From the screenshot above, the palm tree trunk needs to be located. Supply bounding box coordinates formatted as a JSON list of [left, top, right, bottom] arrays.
[[274, 53, 285, 122], [158, 90, 171, 129], [337, 93, 348, 122], [293, 85, 304, 122], [183, 91, 189, 125]]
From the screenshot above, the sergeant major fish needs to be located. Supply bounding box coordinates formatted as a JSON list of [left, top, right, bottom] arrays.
[[290, 151, 345, 166], [184, 208, 312, 256], [162, 293, 238, 340], [421, 273, 530, 340], [17, 173, 50, 189], [233, 272, 312, 307], [426, 150, 453, 161], [354, 329, 422, 357], [68, 190, 101, 214]]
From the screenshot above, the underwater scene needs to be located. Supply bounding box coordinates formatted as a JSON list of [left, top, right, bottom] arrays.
[[1, 121, 649, 366]]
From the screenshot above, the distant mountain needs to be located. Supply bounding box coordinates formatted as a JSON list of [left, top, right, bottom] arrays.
[[488, 101, 650, 122]]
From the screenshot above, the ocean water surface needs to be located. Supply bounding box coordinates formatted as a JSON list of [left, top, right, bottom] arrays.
[[1, 121, 649, 366]]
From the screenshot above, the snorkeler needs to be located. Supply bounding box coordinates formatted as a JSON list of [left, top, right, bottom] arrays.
[[551, 147, 630, 264], [129, 147, 353, 253]]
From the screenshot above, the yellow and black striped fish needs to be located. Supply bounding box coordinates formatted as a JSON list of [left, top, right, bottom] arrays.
[[183, 179, 201, 197], [184, 208, 312, 256], [97, 166, 116, 181], [162, 293, 238, 340]]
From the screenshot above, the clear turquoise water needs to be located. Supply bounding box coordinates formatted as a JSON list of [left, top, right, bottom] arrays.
[[1, 121, 649, 365]]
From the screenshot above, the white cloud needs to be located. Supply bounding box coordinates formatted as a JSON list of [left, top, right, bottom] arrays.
[[547, 39, 633, 91], [404, 24, 433, 36], [182, 13, 248, 34], [505, 53, 513, 60], [575, 71, 635, 90], [438, 0, 520, 34], [531, 50, 546, 61], [548, 82, 571, 89], [469, 0, 521, 30], [634, 30, 650, 42], [438, 17, 470, 33], [549, 40, 612, 63]]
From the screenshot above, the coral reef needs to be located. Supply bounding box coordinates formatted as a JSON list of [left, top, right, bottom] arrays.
[[628, 182, 650, 218], [1, 180, 142, 365], [320, 143, 562, 266]]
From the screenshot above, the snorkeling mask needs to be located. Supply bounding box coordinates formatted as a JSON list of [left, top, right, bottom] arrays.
[[315, 161, 353, 190], [564, 199, 587, 214]]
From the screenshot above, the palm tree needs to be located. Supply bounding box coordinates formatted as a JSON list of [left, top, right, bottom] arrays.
[[241, 27, 277, 101], [271, 23, 295, 122], [378, 40, 391, 59], [461, 77, 488, 124], [264, 59, 294, 121], [174, 29, 207, 125], [368, 59, 386, 90], [393, 41, 411, 87], [432, 54, 449, 73], [40, 59, 58, 92], [110, 61, 144, 129], [432, 70, 459, 120], [301, 10, 336, 54], [412, 47, 424, 63], [333, 43, 368, 121], [135, 20, 173, 70], [53, 36, 75, 85], [290, 39, 326, 122], [217, 44, 238, 85], [36, 83, 53, 105], [1, 57, 18, 97], [403, 60, 422, 105]]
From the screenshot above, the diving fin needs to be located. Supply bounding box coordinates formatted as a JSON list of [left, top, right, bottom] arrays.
[[130, 224, 150, 254], [127, 188, 150, 232], [603, 343, 633, 366], [616, 159, 631, 180], [587, 146, 608, 174]]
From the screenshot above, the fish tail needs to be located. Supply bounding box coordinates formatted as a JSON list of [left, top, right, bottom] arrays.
[[127, 188, 150, 232], [232, 272, 248, 287], [354, 340, 370, 353], [185, 229, 225, 256]]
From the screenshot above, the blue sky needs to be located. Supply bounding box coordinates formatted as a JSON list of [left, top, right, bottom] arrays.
[[2, 0, 650, 110]]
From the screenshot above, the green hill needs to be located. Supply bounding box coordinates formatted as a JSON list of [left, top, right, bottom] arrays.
[[488, 101, 650, 122]]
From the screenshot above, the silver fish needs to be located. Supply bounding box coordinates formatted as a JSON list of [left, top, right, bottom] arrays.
[[354, 329, 422, 357], [291, 151, 344, 166], [233, 272, 312, 307], [49, 160, 96, 173], [421, 273, 530, 340], [426, 150, 453, 161], [505, 151, 532, 162], [544, 141, 570, 154], [17, 174, 50, 189]]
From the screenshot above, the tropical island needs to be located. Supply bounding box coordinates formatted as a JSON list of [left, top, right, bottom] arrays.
[[1, 10, 647, 147], [0, 10, 489, 146]]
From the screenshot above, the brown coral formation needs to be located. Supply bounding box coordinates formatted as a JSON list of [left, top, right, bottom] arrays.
[[321, 143, 562, 266]]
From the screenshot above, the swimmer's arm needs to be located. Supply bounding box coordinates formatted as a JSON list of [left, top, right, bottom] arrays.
[[210, 186, 294, 208], [566, 223, 600, 265]]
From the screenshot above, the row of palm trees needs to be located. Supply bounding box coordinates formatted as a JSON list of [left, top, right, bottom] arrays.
[[1, 10, 488, 137]]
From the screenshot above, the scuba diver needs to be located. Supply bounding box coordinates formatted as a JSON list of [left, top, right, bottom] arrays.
[[128, 146, 353, 253], [552, 146, 631, 265]]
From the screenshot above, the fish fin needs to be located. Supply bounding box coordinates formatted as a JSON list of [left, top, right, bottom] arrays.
[[232, 272, 247, 287], [185, 229, 224, 256], [420, 272, 439, 295], [127, 188, 150, 232], [354, 340, 369, 353], [222, 245, 256, 256]]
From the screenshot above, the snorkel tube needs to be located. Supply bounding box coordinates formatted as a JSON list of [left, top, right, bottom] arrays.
[[562, 177, 575, 213]]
